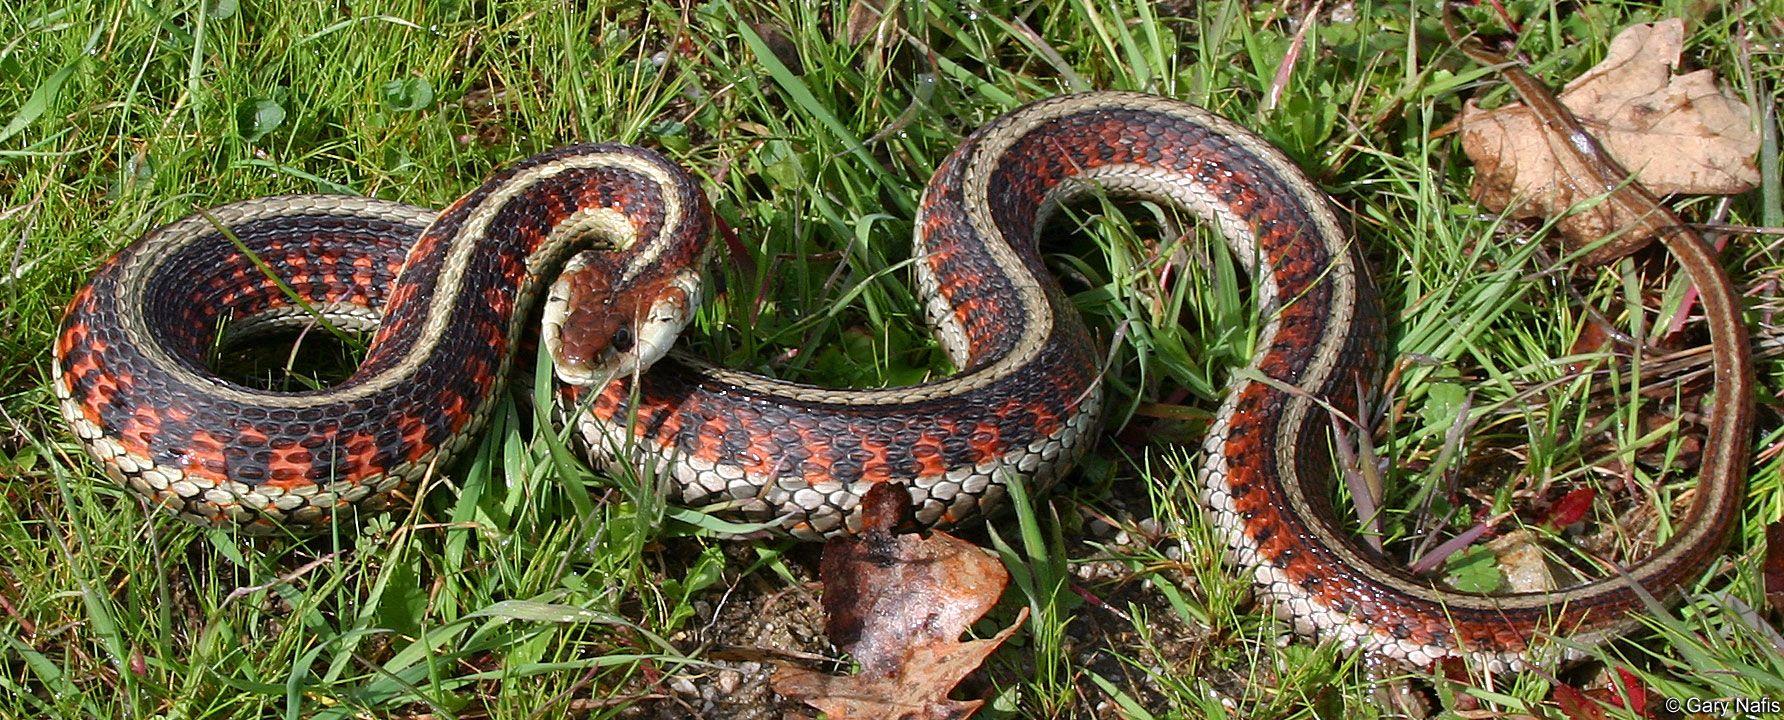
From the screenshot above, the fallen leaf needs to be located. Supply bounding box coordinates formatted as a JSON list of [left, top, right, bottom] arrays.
[[1552, 666, 1658, 720], [1560, 20, 1760, 195], [845, 0, 894, 46], [770, 483, 1022, 720], [1583, 667, 1653, 719], [1553, 681, 1608, 720], [749, 21, 805, 75], [1544, 487, 1597, 529], [1766, 521, 1784, 616], [1566, 320, 1612, 373], [1454, 19, 1759, 258]]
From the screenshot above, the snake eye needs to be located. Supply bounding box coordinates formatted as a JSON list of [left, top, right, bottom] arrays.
[[611, 326, 634, 353]]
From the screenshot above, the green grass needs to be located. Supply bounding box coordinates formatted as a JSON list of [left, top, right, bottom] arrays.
[[3, 0, 1783, 717]]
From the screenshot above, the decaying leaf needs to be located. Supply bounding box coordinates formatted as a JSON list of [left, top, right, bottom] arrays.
[[1552, 681, 1609, 720], [1557, 20, 1760, 195], [1765, 521, 1784, 616], [770, 483, 1023, 720], [845, 0, 895, 46], [1588, 667, 1654, 719], [1454, 19, 1759, 257], [1552, 667, 1655, 720]]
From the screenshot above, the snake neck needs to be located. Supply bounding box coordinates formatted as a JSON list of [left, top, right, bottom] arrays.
[[358, 144, 704, 383]]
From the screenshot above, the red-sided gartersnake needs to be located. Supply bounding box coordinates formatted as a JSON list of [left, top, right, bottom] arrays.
[[54, 92, 1750, 670]]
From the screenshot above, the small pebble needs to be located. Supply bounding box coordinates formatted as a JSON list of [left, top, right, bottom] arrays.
[[716, 669, 741, 694]]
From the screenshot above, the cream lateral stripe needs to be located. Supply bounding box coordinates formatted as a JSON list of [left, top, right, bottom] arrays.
[[219, 302, 386, 344], [525, 207, 640, 273], [117, 153, 681, 407]]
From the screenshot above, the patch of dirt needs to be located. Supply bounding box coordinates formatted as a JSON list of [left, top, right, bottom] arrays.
[[618, 478, 1223, 719], [630, 543, 833, 720]]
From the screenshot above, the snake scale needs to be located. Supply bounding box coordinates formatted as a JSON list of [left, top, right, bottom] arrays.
[[53, 92, 1751, 671]]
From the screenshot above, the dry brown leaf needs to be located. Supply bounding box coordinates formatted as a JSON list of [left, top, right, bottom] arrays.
[[1561, 20, 1760, 194], [845, 0, 894, 46], [1455, 19, 1759, 253], [770, 483, 1022, 720], [1765, 521, 1784, 616]]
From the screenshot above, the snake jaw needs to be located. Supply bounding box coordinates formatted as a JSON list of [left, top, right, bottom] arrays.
[[544, 250, 701, 387]]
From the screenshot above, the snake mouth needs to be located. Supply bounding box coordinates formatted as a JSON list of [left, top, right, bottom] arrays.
[[543, 249, 701, 387]]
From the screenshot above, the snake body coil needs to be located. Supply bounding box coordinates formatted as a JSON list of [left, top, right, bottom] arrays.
[[56, 92, 1748, 671]]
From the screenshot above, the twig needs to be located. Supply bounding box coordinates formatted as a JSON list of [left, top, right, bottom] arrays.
[[221, 552, 341, 605], [1408, 512, 1511, 575]]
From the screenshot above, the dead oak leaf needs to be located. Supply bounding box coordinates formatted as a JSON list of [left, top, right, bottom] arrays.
[[1454, 19, 1759, 253], [770, 483, 1023, 720], [1562, 20, 1760, 195]]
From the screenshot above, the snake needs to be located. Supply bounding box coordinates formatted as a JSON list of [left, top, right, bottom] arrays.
[[52, 92, 1751, 671]]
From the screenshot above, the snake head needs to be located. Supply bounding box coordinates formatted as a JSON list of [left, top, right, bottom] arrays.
[[543, 249, 702, 387]]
